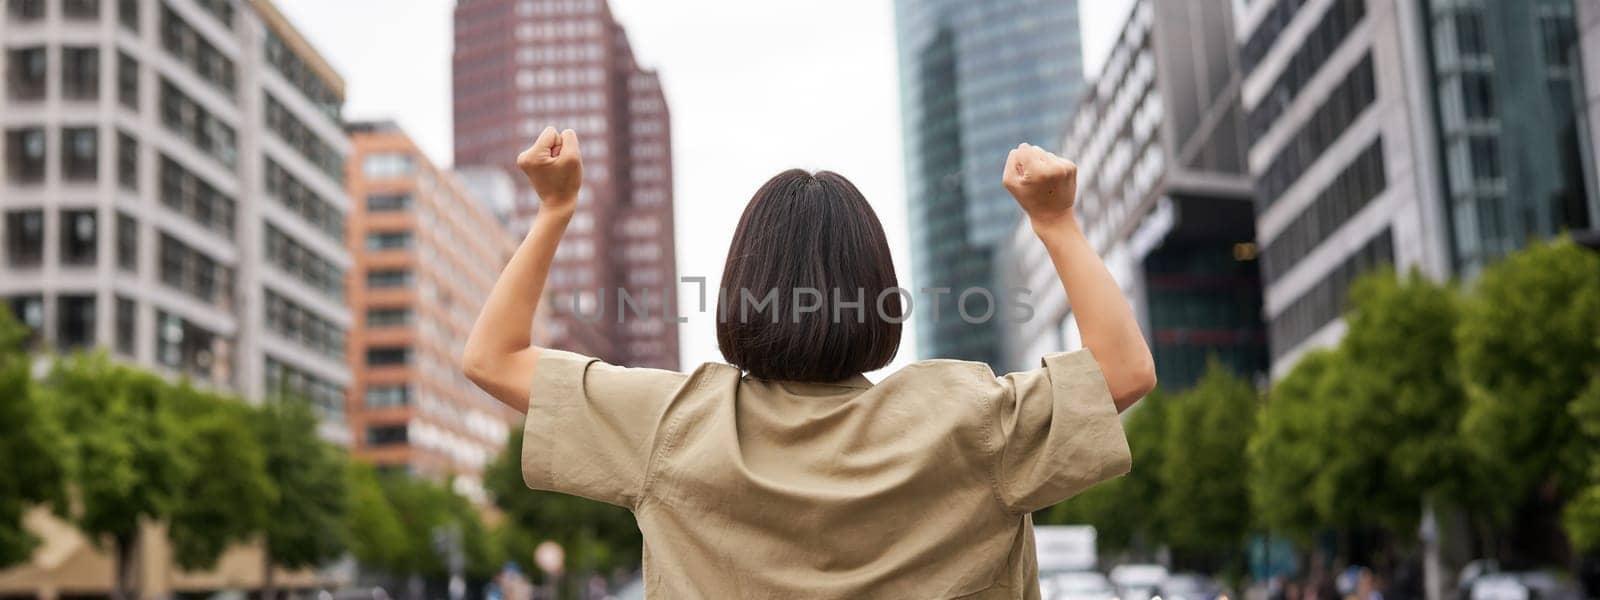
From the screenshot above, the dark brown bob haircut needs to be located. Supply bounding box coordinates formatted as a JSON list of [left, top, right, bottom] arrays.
[[716, 169, 903, 382]]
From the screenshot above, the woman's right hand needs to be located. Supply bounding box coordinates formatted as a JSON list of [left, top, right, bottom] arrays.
[[517, 127, 583, 214], [1002, 143, 1079, 230]]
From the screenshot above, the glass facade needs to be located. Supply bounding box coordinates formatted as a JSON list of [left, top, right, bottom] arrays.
[[1424, 0, 1599, 274], [895, 0, 1084, 366]]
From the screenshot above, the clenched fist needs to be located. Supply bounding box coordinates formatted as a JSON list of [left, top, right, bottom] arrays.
[[1002, 143, 1079, 229], [517, 127, 583, 213]]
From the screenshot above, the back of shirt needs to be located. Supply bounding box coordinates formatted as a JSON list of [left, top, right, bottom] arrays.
[[520, 348, 1130, 599]]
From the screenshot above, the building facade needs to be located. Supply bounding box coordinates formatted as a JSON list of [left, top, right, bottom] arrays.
[[1238, 0, 1599, 374], [452, 0, 679, 370], [894, 0, 1086, 368], [345, 121, 521, 501], [1001, 0, 1268, 388], [0, 0, 354, 440]]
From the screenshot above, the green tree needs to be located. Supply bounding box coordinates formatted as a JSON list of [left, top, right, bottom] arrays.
[[1565, 378, 1600, 552], [49, 354, 193, 600], [1159, 360, 1259, 569], [345, 462, 409, 573], [1040, 389, 1170, 558], [1457, 239, 1600, 556], [485, 428, 642, 575], [166, 386, 276, 571], [252, 398, 350, 600], [0, 307, 67, 568], [1250, 349, 1340, 539], [379, 474, 496, 580]]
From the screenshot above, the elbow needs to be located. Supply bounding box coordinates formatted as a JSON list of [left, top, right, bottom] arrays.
[[461, 349, 493, 390], [1109, 357, 1157, 409]]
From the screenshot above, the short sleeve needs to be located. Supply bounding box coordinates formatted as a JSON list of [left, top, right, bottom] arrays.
[[521, 349, 689, 508], [990, 348, 1131, 514]]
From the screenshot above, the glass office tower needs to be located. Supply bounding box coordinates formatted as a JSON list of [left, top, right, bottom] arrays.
[[894, 0, 1084, 367]]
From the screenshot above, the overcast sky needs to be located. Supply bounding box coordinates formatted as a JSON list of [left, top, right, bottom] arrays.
[[275, 0, 1135, 373]]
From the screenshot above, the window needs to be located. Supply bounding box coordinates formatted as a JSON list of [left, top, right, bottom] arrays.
[[57, 295, 96, 349], [159, 234, 233, 306], [195, 0, 234, 27], [63, 47, 100, 100], [264, 290, 345, 358], [118, 52, 139, 109], [366, 307, 412, 327], [119, 0, 140, 31], [7, 296, 44, 348], [157, 311, 229, 382], [264, 224, 343, 300], [366, 193, 413, 212], [364, 385, 412, 408], [1262, 140, 1387, 282], [160, 79, 237, 167], [263, 30, 340, 120], [64, 0, 100, 20], [1247, 0, 1366, 142], [5, 128, 46, 183], [264, 158, 345, 242], [61, 210, 98, 266], [117, 213, 138, 272], [159, 155, 235, 234], [6, 211, 45, 268], [366, 346, 411, 366], [115, 296, 136, 355], [264, 356, 346, 421], [118, 132, 138, 190], [264, 94, 342, 182], [362, 153, 415, 179], [366, 424, 408, 447], [7, 47, 47, 101], [7, 0, 44, 21], [366, 269, 413, 288], [1256, 55, 1377, 210], [366, 232, 413, 250], [160, 6, 235, 96], [62, 127, 99, 181], [1269, 228, 1394, 356]]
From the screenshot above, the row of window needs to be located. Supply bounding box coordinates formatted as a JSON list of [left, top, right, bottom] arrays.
[[263, 30, 341, 121], [1247, 0, 1366, 144], [364, 384, 411, 409], [366, 345, 411, 367], [1261, 139, 1387, 282], [265, 356, 346, 421], [160, 78, 238, 168], [5, 126, 102, 183], [1241, 0, 1312, 74], [366, 268, 413, 289], [264, 93, 343, 182], [159, 233, 233, 306], [3, 209, 143, 272], [366, 307, 412, 328], [366, 193, 413, 212], [161, 4, 236, 97], [1256, 54, 1377, 211], [264, 223, 343, 300], [6, 0, 101, 22], [264, 289, 346, 359], [159, 155, 236, 235], [263, 158, 346, 242], [157, 309, 229, 382], [1268, 227, 1395, 357], [2, 46, 100, 101], [366, 231, 413, 250]]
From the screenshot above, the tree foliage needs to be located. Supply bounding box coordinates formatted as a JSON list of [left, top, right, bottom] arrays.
[[345, 462, 410, 572], [0, 307, 67, 568], [1159, 360, 1259, 563], [166, 387, 276, 570], [253, 398, 350, 573]]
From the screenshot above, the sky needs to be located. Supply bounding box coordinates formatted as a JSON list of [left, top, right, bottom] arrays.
[[274, 0, 1135, 373]]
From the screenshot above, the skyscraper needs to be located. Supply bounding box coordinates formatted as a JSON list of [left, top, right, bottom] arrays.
[[1000, 0, 1267, 388], [1, 0, 354, 441], [345, 121, 522, 501], [452, 0, 678, 370], [894, 0, 1085, 367], [1238, 0, 1600, 373]]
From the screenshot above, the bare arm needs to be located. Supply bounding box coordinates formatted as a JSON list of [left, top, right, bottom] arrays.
[[463, 127, 582, 412], [1003, 144, 1156, 411]]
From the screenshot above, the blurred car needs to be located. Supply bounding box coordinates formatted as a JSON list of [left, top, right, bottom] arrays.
[[1158, 573, 1226, 600], [1041, 570, 1117, 600], [1466, 571, 1583, 600], [1110, 564, 1169, 600]]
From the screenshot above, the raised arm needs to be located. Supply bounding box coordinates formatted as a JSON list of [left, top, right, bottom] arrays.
[[463, 127, 582, 411], [1003, 143, 1156, 411]]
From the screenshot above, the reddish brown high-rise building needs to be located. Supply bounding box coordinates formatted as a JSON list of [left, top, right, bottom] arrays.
[[345, 121, 522, 501], [453, 0, 679, 370]]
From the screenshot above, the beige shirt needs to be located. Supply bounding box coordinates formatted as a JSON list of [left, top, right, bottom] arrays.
[[521, 348, 1131, 599]]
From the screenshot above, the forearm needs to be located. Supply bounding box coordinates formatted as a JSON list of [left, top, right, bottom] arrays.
[[1033, 215, 1155, 411], [463, 206, 573, 410]]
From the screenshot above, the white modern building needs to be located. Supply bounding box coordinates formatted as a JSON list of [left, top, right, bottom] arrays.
[[0, 0, 353, 442]]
